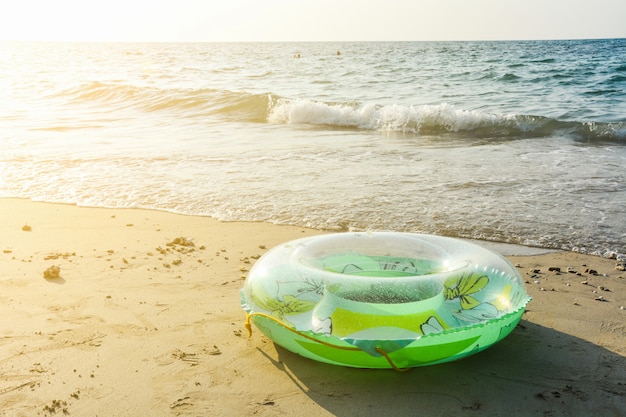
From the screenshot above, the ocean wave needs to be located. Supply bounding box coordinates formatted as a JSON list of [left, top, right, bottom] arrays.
[[267, 98, 626, 143], [50, 82, 626, 143], [51, 81, 270, 121], [498, 73, 521, 82]]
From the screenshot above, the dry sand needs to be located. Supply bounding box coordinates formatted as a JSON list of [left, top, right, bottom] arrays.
[[1, 198, 624, 416]]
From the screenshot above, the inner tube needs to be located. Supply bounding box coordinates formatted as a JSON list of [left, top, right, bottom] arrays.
[[241, 232, 531, 369]]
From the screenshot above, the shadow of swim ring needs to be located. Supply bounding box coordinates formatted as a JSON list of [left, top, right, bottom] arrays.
[[241, 232, 531, 370]]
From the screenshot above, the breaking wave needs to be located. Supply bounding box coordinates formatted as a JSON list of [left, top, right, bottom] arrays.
[[267, 98, 626, 143], [51, 81, 625, 143]]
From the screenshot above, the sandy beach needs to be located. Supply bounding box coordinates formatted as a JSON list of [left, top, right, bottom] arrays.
[[1, 198, 624, 416]]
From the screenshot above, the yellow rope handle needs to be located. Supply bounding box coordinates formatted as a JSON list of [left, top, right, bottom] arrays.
[[374, 347, 411, 372], [245, 312, 361, 351], [245, 312, 410, 371]]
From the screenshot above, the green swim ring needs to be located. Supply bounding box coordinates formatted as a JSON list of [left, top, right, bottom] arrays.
[[241, 232, 530, 370]]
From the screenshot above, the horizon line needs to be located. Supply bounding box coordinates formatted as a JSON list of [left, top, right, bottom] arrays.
[[2, 36, 625, 44]]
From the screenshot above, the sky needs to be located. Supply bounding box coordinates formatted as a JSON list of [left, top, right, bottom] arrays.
[[1, 0, 625, 43]]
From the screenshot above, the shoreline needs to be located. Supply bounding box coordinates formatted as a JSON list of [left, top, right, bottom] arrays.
[[1, 198, 624, 416], [2, 197, 595, 258]]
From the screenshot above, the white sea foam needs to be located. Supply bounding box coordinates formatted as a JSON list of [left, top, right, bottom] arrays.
[[267, 99, 517, 134]]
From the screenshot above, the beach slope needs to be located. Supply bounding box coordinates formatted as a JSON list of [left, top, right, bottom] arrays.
[[1, 199, 624, 416]]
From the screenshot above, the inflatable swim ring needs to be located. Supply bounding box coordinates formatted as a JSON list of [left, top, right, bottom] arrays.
[[241, 232, 530, 370]]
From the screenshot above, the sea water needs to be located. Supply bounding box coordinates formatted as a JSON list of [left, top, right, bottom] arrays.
[[1, 40, 624, 258]]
